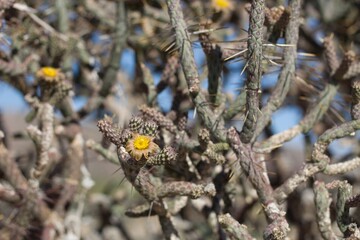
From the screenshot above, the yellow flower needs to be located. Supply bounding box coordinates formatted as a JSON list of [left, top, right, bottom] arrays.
[[212, 0, 232, 12], [126, 133, 160, 161], [36, 67, 64, 83], [41, 67, 57, 78]]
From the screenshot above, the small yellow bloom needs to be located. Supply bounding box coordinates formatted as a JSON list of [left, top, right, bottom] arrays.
[[212, 0, 232, 12], [36, 67, 64, 83], [126, 133, 159, 161], [41, 67, 58, 78], [133, 135, 151, 150]]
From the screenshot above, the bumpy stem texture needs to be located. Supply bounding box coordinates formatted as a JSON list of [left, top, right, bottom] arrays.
[[274, 119, 360, 203], [228, 127, 289, 239], [253, 0, 301, 142], [314, 181, 337, 240], [240, 0, 265, 144], [219, 213, 255, 240], [166, 0, 200, 96], [165, 0, 227, 141]]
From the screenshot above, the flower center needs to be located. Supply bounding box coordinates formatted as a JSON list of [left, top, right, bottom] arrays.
[[41, 67, 58, 78], [213, 0, 231, 9], [133, 135, 151, 150]]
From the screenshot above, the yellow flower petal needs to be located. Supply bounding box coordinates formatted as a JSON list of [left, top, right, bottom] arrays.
[[41, 67, 58, 78], [126, 133, 159, 161], [212, 0, 232, 11], [133, 135, 151, 150], [36, 66, 64, 83]]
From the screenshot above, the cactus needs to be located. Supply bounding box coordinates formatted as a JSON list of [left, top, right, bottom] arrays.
[[0, 0, 360, 239]]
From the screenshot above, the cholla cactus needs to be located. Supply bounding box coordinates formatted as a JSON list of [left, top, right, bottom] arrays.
[[2, 0, 360, 239], [98, 115, 176, 165], [97, 114, 216, 239], [35, 66, 71, 103], [97, 115, 214, 198]]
